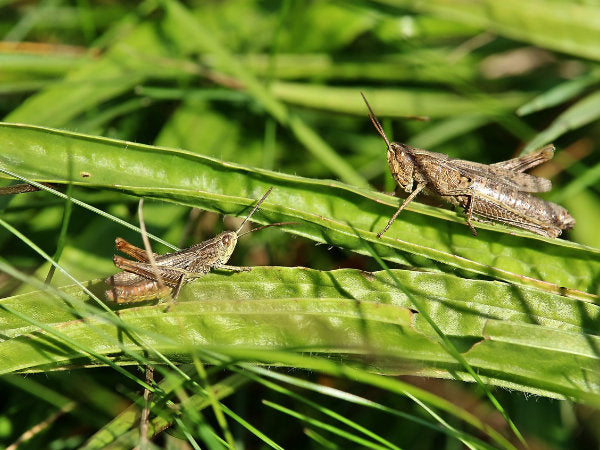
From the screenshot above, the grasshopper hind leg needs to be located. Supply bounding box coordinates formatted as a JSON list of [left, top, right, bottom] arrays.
[[463, 195, 478, 236]]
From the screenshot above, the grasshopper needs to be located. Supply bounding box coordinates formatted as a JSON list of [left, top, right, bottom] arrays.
[[361, 94, 575, 238], [105, 187, 288, 303]]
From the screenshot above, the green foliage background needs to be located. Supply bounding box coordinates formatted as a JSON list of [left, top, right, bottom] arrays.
[[1, 0, 600, 448]]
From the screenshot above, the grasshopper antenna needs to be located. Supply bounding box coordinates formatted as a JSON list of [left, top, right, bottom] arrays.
[[238, 221, 299, 238], [236, 186, 274, 234], [361, 92, 391, 149]]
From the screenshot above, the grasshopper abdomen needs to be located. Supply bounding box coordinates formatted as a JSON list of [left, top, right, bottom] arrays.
[[464, 178, 575, 237]]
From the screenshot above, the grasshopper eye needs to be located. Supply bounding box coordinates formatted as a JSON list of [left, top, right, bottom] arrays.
[[221, 235, 231, 246]]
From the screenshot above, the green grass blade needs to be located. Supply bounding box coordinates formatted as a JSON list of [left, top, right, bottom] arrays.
[[523, 90, 600, 153], [383, 0, 600, 61], [517, 70, 600, 116], [161, 0, 369, 189]]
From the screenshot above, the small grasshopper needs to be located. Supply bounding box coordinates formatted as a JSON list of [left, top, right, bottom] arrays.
[[105, 187, 289, 303], [361, 94, 575, 238]]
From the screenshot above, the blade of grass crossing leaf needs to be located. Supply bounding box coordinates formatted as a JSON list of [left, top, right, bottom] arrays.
[[304, 428, 340, 449], [243, 365, 496, 449], [219, 403, 284, 450], [0, 167, 178, 250], [263, 400, 390, 450], [360, 238, 526, 447], [0, 216, 113, 313], [405, 394, 477, 450], [173, 417, 204, 450], [230, 367, 401, 450], [191, 356, 236, 450], [82, 373, 250, 449], [205, 350, 516, 450], [45, 182, 73, 284]]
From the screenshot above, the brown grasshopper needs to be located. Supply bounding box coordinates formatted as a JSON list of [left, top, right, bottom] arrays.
[[361, 94, 575, 238], [105, 187, 288, 303]]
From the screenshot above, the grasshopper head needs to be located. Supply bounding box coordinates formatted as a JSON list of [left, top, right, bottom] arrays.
[[361, 93, 416, 193], [388, 143, 415, 192], [213, 187, 275, 267], [215, 231, 238, 265]]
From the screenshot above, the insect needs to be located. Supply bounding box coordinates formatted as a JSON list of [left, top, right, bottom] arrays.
[[105, 187, 289, 303], [361, 93, 575, 238]]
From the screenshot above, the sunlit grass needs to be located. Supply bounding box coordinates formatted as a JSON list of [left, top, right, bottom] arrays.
[[1, 0, 599, 448]]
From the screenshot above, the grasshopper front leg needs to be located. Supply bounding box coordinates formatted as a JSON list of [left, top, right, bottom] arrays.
[[378, 182, 427, 238]]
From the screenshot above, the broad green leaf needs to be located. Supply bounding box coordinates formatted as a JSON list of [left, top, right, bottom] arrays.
[[0, 122, 598, 298], [1, 268, 599, 404], [4, 268, 598, 340], [0, 268, 518, 448]]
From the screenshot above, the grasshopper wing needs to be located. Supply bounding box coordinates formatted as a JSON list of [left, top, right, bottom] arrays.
[[492, 145, 554, 172], [450, 145, 555, 193]]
